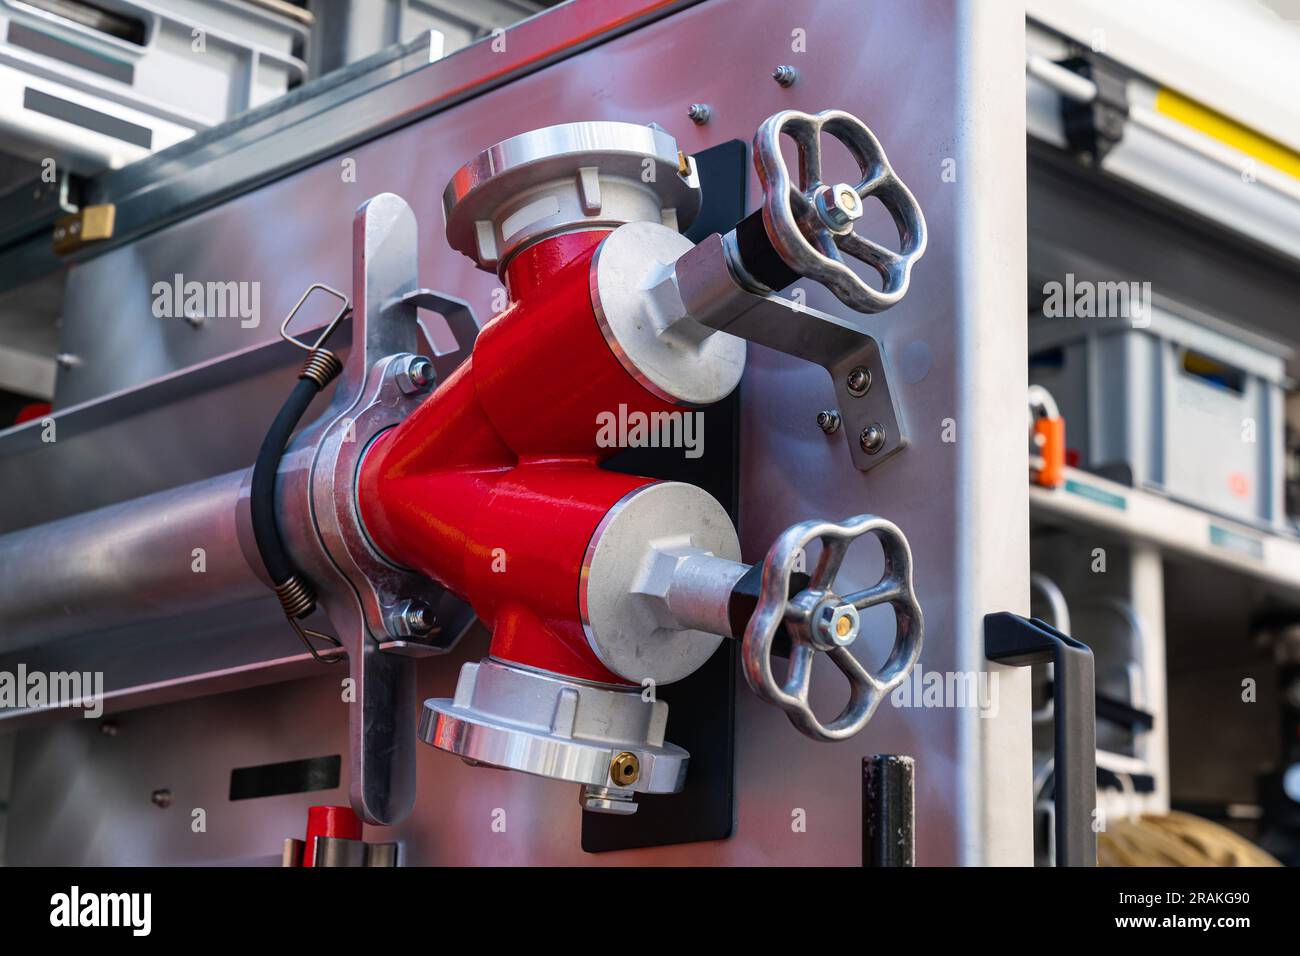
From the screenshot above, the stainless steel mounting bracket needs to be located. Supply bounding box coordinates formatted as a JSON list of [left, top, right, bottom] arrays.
[[668, 232, 907, 471]]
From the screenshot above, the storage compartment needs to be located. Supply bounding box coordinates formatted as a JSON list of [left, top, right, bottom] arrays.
[[1030, 305, 1290, 529], [0, 0, 310, 171]]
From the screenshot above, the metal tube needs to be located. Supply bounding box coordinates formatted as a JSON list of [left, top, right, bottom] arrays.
[[1025, 53, 1098, 104], [862, 754, 916, 866], [663, 552, 749, 638], [0, 469, 262, 651]]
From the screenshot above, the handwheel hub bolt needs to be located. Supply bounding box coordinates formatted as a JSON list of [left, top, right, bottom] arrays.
[[814, 182, 863, 233], [814, 600, 860, 650]]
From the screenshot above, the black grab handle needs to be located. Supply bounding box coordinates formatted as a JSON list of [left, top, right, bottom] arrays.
[[985, 612, 1097, 867]]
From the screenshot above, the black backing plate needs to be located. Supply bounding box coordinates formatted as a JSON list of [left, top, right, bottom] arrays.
[[581, 139, 747, 853]]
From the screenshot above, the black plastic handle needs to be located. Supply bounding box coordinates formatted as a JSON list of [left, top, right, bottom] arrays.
[[985, 612, 1097, 867]]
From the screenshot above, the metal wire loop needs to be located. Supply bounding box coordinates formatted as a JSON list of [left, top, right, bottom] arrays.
[[279, 283, 352, 353]]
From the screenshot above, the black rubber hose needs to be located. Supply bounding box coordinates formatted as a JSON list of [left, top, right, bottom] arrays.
[[250, 376, 319, 604]]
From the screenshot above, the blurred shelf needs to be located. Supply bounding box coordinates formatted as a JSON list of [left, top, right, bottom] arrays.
[[1030, 466, 1300, 600]]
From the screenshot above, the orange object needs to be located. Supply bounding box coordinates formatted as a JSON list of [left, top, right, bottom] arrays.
[[1033, 416, 1066, 488]]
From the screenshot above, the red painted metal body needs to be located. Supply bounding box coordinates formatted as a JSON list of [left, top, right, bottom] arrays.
[[358, 231, 683, 684], [303, 804, 363, 867]]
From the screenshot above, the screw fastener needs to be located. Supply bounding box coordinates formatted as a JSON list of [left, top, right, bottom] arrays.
[[151, 788, 173, 809], [815, 183, 864, 232], [397, 356, 436, 395], [772, 64, 799, 87], [860, 423, 887, 454], [401, 601, 435, 635], [687, 103, 711, 125], [846, 366, 872, 396], [817, 409, 841, 434], [815, 603, 861, 649], [409, 358, 434, 388]]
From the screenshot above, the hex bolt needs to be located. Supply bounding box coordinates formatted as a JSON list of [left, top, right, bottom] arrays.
[[687, 103, 711, 125], [398, 356, 436, 395], [832, 183, 862, 220], [860, 423, 887, 454], [409, 357, 434, 388], [846, 366, 872, 396], [151, 788, 173, 809], [816, 183, 864, 231], [402, 601, 435, 635], [817, 409, 842, 434], [772, 64, 799, 87], [815, 603, 861, 648]]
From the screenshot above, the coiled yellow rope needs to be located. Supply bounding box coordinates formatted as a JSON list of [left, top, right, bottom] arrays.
[[1098, 812, 1280, 867]]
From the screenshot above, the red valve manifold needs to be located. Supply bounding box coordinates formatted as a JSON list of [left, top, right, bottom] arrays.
[[358, 230, 684, 685]]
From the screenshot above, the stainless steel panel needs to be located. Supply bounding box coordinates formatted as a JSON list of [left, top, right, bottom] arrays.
[[6, 0, 1030, 865]]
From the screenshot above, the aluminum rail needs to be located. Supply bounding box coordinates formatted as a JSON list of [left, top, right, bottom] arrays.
[[0, 470, 262, 650], [1025, 51, 1300, 205]]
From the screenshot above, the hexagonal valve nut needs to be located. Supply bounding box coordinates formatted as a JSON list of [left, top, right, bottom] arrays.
[[395, 355, 436, 395], [388, 599, 436, 638]]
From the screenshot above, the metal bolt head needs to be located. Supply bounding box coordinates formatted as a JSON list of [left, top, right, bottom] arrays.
[[772, 64, 798, 87], [687, 103, 711, 125], [397, 356, 436, 395], [816, 409, 841, 434], [409, 357, 434, 387], [815, 182, 863, 233], [814, 602, 861, 649], [401, 601, 435, 635], [609, 751, 641, 787], [151, 788, 173, 809], [846, 365, 872, 396], [860, 423, 887, 454]]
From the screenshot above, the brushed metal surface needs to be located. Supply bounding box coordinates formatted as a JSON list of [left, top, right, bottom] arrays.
[[3, 0, 1030, 865]]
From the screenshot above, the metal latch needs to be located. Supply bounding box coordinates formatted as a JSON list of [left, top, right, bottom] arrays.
[[53, 203, 116, 255]]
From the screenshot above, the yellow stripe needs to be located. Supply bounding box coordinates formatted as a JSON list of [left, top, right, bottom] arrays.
[[1154, 87, 1300, 180]]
